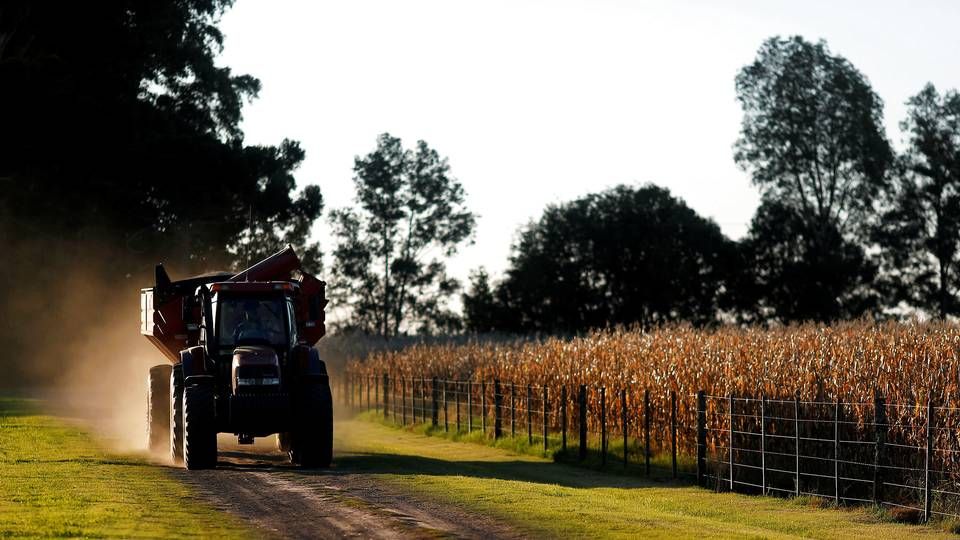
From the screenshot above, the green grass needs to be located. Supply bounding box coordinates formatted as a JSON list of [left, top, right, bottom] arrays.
[[0, 397, 251, 538], [338, 413, 952, 539]]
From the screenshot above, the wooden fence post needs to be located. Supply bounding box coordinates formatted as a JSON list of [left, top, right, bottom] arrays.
[[579, 384, 587, 461], [375, 375, 379, 412], [511, 383, 516, 437], [561, 386, 568, 451], [671, 390, 677, 479], [644, 389, 651, 476], [494, 380, 503, 439], [794, 392, 800, 497], [431, 377, 439, 427], [467, 381, 473, 432], [834, 399, 841, 505], [622, 388, 628, 469], [728, 394, 734, 491], [401, 377, 407, 425], [925, 392, 933, 522], [443, 380, 448, 432], [383, 373, 390, 418], [456, 380, 461, 432], [874, 394, 886, 504], [761, 393, 767, 494], [481, 381, 487, 436], [527, 384, 533, 445], [543, 386, 549, 452], [367, 376, 371, 411], [696, 390, 706, 487], [601, 387, 607, 467]]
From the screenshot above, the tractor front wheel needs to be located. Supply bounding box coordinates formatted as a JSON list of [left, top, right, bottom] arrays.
[[147, 364, 172, 453], [183, 382, 217, 469], [289, 381, 333, 468]]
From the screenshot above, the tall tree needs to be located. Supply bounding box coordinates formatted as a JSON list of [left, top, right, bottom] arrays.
[[734, 36, 892, 321], [467, 184, 735, 333], [875, 84, 960, 318], [329, 134, 475, 337], [0, 0, 322, 275]]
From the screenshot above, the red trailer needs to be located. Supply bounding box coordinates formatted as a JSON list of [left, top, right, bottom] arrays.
[[141, 246, 332, 469]]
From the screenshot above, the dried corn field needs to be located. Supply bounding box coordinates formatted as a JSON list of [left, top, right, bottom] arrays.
[[344, 321, 960, 514]]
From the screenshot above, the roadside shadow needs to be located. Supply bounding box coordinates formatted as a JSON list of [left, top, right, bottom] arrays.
[[293, 451, 691, 490]]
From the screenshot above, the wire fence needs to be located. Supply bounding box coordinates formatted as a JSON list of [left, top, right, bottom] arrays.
[[337, 372, 960, 523]]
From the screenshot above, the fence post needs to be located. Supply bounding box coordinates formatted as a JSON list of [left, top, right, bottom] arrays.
[[601, 387, 607, 467], [443, 380, 449, 432], [511, 383, 516, 437], [527, 384, 533, 445], [383, 373, 390, 418], [794, 392, 800, 497], [644, 389, 651, 476], [561, 386, 568, 452], [456, 380, 461, 432], [431, 377, 439, 427], [834, 399, 841, 505], [728, 394, 734, 491], [467, 381, 473, 432], [367, 376, 371, 411], [543, 386, 549, 452], [696, 390, 706, 487], [401, 377, 407, 425], [578, 384, 587, 461], [494, 380, 503, 439], [874, 394, 886, 504], [481, 381, 487, 436], [760, 393, 767, 495], [925, 391, 933, 522], [671, 390, 677, 479], [375, 375, 379, 412], [622, 388, 628, 469]]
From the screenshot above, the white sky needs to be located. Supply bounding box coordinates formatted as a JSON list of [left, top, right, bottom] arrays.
[[218, 0, 960, 287]]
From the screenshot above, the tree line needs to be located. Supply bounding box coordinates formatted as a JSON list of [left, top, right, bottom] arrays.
[[461, 36, 960, 332]]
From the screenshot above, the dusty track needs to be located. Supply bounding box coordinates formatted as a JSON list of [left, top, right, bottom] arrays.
[[169, 433, 522, 539]]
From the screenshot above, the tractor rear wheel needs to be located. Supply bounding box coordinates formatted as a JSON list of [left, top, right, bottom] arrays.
[[289, 381, 333, 468], [170, 365, 184, 464], [147, 364, 172, 453], [183, 382, 217, 469]]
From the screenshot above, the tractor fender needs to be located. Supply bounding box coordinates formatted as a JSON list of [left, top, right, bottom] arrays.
[[180, 346, 209, 378], [291, 345, 328, 383]]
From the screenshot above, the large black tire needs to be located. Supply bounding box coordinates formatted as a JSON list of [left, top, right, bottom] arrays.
[[147, 365, 172, 453], [289, 381, 333, 468], [170, 365, 184, 464], [183, 382, 217, 470], [276, 432, 292, 453]]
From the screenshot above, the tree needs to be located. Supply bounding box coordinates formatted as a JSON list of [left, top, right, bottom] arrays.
[[329, 134, 475, 337], [875, 84, 960, 318], [470, 184, 736, 333], [0, 1, 322, 275], [734, 36, 892, 321]]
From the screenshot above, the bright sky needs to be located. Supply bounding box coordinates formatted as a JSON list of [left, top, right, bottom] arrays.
[[218, 0, 960, 287]]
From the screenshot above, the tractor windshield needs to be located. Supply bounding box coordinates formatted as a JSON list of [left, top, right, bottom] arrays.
[[217, 296, 288, 349]]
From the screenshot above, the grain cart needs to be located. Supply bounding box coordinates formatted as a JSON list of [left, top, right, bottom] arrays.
[[141, 246, 332, 469]]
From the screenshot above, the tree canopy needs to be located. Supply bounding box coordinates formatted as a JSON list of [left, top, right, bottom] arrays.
[[329, 134, 475, 337], [464, 184, 736, 333], [0, 0, 322, 275]]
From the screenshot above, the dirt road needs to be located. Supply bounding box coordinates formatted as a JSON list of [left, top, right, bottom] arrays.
[[169, 430, 522, 539]]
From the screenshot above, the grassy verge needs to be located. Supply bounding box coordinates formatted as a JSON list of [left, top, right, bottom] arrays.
[[0, 397, 251, 538], [340, 413, 953, 538]]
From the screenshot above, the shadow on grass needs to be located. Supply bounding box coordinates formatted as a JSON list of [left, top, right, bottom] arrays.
[[0, 397, 40, 418]]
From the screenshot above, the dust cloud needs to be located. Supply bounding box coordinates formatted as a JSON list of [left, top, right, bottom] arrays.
[[0, 232, 204, 453]]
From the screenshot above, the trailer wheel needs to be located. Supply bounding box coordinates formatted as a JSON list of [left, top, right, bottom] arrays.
[[183, 382, 217, 469], [170, 365, 184, 464], [289, 381, 333, 468], [147, 365, 172, 453]]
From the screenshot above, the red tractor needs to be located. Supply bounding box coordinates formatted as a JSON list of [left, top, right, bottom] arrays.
[[141, 246, 333, 469]]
